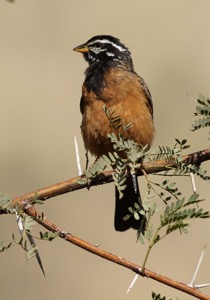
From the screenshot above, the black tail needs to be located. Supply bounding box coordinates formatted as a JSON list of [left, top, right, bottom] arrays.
[[114, 173, 146, 232]]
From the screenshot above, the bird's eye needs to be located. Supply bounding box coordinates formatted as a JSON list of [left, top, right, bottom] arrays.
[[95, 42, 102, 48]]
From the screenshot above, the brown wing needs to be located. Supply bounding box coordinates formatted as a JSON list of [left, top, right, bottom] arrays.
[[138, 75, 153, 118]]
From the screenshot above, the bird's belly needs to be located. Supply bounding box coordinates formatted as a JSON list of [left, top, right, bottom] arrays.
[[81, 98, 154, 158]]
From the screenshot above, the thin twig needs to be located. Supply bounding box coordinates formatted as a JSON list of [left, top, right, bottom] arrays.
[[1, 148, 210, 298], [23, 205, 210, 300]]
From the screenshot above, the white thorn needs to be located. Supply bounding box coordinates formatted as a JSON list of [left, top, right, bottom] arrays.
[[194, 283, 210, 289], [189, 244, 206, 287], [190, 172, 197, 194], [15, 211, 24, 235], [126, 274, 139, 294], [74, 134, 82, 176]]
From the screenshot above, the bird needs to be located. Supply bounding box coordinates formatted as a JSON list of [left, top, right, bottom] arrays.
[[73, 35, 154, 232]]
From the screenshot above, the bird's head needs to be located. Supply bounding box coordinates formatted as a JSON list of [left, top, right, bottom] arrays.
[[73, 35, 133, 70]]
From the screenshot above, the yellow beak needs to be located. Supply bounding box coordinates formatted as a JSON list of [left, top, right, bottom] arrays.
[[73, 44, 89, 53]]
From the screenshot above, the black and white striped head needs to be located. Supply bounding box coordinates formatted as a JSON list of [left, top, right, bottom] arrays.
[[73, 35, 134, 70]]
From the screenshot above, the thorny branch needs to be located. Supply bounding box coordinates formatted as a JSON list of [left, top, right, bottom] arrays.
[[3, 147, 210, 211], [24, 205, 210, 300], [1, 148, 210, 299]]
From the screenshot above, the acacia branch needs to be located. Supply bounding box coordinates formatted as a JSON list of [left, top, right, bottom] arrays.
[[23, 205, 210, 300], [1, 148, 210, 299], [0, 148, 209, 214], [6, 147, 209, 209]]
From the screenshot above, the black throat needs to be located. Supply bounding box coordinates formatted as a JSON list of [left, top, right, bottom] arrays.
[[84, 61, 110, 99], [84, 58, 134, 99]]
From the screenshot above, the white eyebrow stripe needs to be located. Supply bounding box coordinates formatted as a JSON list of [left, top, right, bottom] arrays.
[[87, 39, 127, 52]]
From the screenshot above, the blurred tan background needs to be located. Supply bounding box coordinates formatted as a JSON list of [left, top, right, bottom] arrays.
[[0, 0, 210, 299]]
